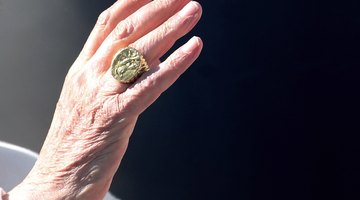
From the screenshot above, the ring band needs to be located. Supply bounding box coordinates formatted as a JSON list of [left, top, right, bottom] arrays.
[[111, 47, 149, 83]]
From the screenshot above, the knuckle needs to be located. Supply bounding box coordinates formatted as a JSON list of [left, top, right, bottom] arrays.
[[96, 9, 110, 28], [169, 52, 187, 68], [111, 20, 134, 41], [160, 14, 192, 38], [161, 21, 174, 36], [168, 57, 179, 69], [153, 0, 172, 9], [178, 15, 193, 29]]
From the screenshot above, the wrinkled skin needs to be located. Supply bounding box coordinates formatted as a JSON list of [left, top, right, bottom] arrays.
[[8, 0, 203, 199]]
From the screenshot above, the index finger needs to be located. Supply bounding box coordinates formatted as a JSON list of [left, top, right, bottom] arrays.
[[79, 0, 151, 61]]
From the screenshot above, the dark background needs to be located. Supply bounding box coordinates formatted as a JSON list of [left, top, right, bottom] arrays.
[[115, 0, 360, 199], [1, 0, 359, 199]]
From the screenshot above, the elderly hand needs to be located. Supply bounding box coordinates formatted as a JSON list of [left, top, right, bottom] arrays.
[[8, 0, 202, 199]]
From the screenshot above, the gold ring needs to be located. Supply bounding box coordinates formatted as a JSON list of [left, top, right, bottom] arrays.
[[111, 47, 149, 83]]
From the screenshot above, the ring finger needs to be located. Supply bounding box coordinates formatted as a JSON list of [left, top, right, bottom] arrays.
[[131, 1, 202, 66]]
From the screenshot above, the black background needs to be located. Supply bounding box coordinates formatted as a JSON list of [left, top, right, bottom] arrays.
[[105, 0, 360, 199], [2, 0, 359, 199]]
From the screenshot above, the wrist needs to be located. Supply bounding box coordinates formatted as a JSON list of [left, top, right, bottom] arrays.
[[10, 104, 136, 199], [8, 181, 70, 200], [12, 128, 131, 200]]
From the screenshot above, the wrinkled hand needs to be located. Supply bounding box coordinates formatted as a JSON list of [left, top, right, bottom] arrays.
[[9, 0, 202, 199]]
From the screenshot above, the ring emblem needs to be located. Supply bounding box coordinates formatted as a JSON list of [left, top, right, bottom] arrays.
[[111, 47, 149, 83]]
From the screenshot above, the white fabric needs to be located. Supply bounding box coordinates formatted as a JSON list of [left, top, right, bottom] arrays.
[[0, 141, 120, 200]]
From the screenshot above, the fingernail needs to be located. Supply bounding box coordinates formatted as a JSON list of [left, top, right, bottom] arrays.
[[179, 1, 201, 17], [182, 36, 202, 53]]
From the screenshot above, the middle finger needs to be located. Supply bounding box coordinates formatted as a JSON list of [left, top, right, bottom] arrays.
[[92, 0, 191, 72]]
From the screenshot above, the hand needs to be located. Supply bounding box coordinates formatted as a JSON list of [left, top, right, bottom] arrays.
[[9, 0, 202, 199]]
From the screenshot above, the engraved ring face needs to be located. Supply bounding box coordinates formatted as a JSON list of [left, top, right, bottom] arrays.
[[111, 47, 149, 83]]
